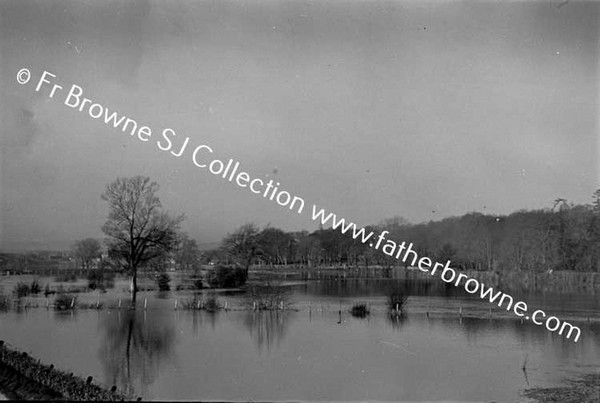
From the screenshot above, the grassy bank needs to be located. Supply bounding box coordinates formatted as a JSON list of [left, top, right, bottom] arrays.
[[0, 341, 131, 401], [0, 361, 63, 400]]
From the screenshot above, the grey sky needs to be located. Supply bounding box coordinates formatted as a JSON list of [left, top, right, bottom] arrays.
[[1, 0, 598, 251]]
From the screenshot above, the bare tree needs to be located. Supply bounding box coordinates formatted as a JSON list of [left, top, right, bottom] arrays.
[[73, 238, 102, 269], [222, 223, 261, 275], [176, 233, 201, 271], [101, 176, 183, 306], [258, 227, 292, 265]]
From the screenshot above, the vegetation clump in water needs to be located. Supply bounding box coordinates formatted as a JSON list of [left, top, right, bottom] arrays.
[[13, 281, 40, 299], [350, 302, 370, 318], [53, 293, 77, 310], [388, 289, 408, 315], [247, 283, 290, 310], [181, 294, 221, 312]]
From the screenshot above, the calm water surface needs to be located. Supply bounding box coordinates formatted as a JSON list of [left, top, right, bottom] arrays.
[[1, 278, 599, 402]]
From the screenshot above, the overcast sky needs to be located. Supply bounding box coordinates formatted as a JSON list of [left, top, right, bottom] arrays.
[[1, 0, 598, 251]]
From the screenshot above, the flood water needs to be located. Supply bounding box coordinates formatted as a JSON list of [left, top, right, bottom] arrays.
[[1, 277, 599, 402]]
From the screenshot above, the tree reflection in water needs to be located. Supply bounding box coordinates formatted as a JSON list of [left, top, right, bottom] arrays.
[[387, 313, 408, 330], [99, 310, 175, 398], [244, 311, 290, 351]]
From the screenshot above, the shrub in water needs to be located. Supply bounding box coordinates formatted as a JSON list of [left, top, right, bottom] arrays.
[[29, 280, 41, 294], [13, 282, 30, 298], [350, 302, 370, 318], [388, 289, 408, 314], [203, 295, 220, 312], [157, 273, 171, 291], [247, 283, 291, 310], [54, 293, 76, 310], [181, 296, 201, 310], [43, 283, 52, 297], [181, 294, 220, 311], [193, 278, 204, 290]]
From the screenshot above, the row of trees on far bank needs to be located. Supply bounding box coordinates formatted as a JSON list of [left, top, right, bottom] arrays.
[[207, 189, 600, 274], [74, 176, 600, 305]]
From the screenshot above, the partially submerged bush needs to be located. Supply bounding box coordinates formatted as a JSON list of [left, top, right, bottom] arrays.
[[388, 289, 408, 314], [157, 273, 171, 291], [54, 293, 77, 310], [181, 294, 221, 312], [13, 282, 30, 298], [193, 278, 204, 290], [43, 283, 53, 297], [350, 302, 370, 318], [203, 295, 220, 312], [181, 296, 200, 310], [247, 283, 290, 310], [29, 280, 41, 294], [207, 266, 247, 289]]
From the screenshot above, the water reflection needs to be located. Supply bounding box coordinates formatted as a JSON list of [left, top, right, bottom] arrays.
[[244, 311, 290, 351], [1, 277, 599, 401], [53, 310, 78, 322], [386, 313, 408, 330], [189, 309, 218, 334], [99, 310, 175, 397], [300, 278, 439, 298]]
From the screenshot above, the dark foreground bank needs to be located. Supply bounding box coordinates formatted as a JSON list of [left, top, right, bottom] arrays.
[[0, 340, 131, 401], [524, 373, 600, 403]]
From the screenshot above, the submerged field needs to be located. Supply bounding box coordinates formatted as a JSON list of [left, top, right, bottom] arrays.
[[0, 267, 599, 401]]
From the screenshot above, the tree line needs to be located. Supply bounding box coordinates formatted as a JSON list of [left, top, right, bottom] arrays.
[[72, 176, 599, 305], [206, 190, 600, 273]]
